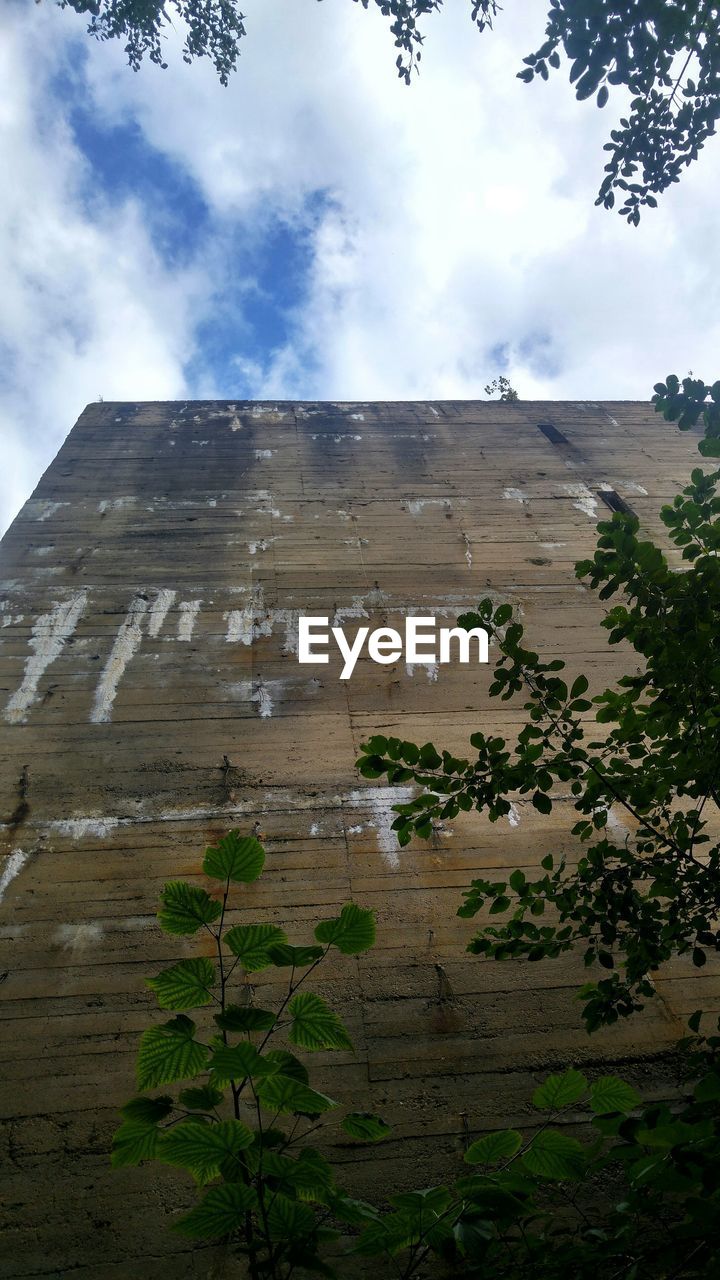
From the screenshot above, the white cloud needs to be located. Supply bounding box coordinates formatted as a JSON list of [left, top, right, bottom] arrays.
[[3, 0, 720, 531], [76, 0, 720, 400], [0, 6, 203, 532]]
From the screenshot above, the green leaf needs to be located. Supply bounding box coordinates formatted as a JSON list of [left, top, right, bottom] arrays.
[[159, 1118, 254, 1183], [589, 1076, 640, 1115], [111, 1118, 163, 1167], [341, 1113, 392, 1143], [522, 1129, 586, 1180], [694, 1071, 720, 1103], [137, 1017, 209, 1091], [173, 1182, 258, 1238], [419, 742, 442, 769], [391, 1187, 453, 1215], [157, 881, 221, 936], [283, 1148, 335, 1200], [202, 830, 265, 883], [263, 1050, 309, 1084], [464, 1129, 522, 1165], [178, 1085, 224, 1111], [208, 1041, 262, 1085], [256, 1073, 336, 1117], [489, 895, 510, 914], [509, 870, 526, 893], [571, 675, 589, 698], [120, 1096, 173, 1123], [688, 1009, 703, 1034], [146, 957, 216, 1010], [289, 992, 353, 1052], [314, 903, 376, 954], [224, 923, 288, 972], [266, 943, 325, 967], [214, 1005, 276, 1033], [266, 1193, 316, 1241], [532, 790, 553, 815], [330, 1195, 381, 1226], [533, 1069, 587, 1110], [699, 436, 720, 458]]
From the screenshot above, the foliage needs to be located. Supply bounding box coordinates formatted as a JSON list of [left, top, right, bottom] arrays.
[[115, 829, 720, 1278], [113, 828, 387, 1279], [484, 375, 519, 402], [521, 0, 720, 224], [353, 1047, 720, 1279], [358, 384, 720, 1033], [58, 0, 247, 84], [54, 1, 720, 219], [653, 371, 720, 458]]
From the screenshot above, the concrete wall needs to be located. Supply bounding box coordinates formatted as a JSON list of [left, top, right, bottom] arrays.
[[0, 399, 711, 1277]]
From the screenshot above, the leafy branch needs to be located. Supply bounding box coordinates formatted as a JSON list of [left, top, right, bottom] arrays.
[[358, 376, 720, 1030]]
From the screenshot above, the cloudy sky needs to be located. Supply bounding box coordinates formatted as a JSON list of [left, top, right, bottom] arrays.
[[2, 0, 720, 533]]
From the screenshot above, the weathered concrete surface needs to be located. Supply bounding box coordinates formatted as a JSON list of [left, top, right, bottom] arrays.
[[0, 400, 714, 1277]]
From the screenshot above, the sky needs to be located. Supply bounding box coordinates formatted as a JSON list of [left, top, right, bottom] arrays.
[[2, 0, 720, 532]]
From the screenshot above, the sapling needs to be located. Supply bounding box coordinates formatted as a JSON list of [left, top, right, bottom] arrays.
[[112, 829, 389, 1279]]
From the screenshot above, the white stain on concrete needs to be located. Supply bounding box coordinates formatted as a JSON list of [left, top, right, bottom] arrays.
[[229, 415, 243, 432], [507, 803, 521, 828], [463, 532, 473, 569], [271, 608, 301, 655], [225, 608, 252, 645], [98, 497, 136, 514], [406, 498, 451, 515], [503, 488, 528, 504], [5, 591, 88, 724], [91, 595, 148, 723], [248, 405, 287, 419], [350, 413, 365, 421], [347, 786, 415, 869], [406, 662, 439, 682], [1, 613, 23, 628], [332, 597, 370, 627], [254, 449, 274, 460], [626, 482, 648, 496], [248, 538, 275, 555], [225, 586, 272, 646], [55, 922, 104, 954], [252, 489, 293, 522], [33, 500, 68, 522], [50, 817, 122, 839], [563, 483, 598, 520], [310, 433, 362, 443], [606, 807, 632, 846], [429, 407, 440, 418], [253, 679, 273, 718], [147, 589, 176, 639], [0, 850, 29, 903], [178, 600, 201, 641], [540, 542, 566, 549]]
